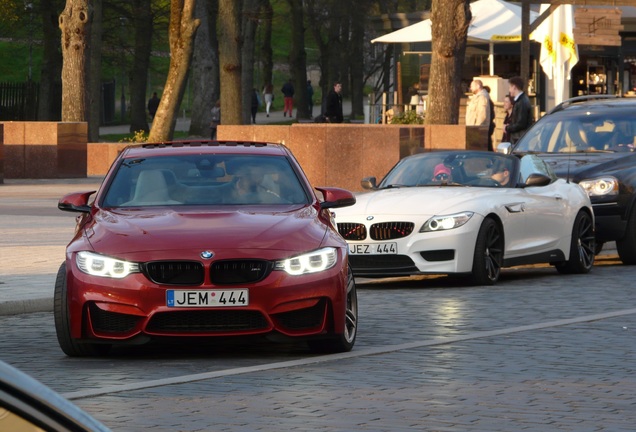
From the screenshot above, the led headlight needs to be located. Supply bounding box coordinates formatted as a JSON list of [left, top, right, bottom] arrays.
[[76, 251, 140, 279], [420, 211, 474, 232], [578, 177, 619, 197], [274, 247, 337, 275]]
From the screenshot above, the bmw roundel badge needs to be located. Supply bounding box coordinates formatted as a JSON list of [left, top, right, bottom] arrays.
[[200, 250, 214, 259], [366, 216, 374, 221]]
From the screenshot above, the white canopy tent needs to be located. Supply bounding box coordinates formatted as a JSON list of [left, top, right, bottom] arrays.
[[371, 0, 539, 76]]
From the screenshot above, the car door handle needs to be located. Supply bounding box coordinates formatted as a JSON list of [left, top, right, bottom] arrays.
[[555, 195, 563, 200]]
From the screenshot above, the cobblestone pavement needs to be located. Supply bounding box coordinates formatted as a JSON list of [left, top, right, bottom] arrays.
[[1, 179, 635, 431]]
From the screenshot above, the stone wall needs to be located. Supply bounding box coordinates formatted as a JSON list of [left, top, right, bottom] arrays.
[[1, 122, 87, 179], [217, 123, 487, 191], [1, 122, 488, 191]]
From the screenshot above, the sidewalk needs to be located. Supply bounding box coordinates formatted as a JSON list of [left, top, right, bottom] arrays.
[[99, 101, 353, 136]]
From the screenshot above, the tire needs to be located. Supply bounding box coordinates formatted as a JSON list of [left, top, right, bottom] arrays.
[[556, 211, 595, 274], [308, 266, 358, 353], [471, 218, 504, 286], [54, 263, 111, 357], [617, 208, 636, 265]]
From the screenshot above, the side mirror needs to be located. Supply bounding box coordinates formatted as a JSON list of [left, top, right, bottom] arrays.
[[496, 142, 512, 155], [58, 191, 95, 213], [361, 177, 377, 190], [316, 187, 356, 209], [522, 173, 551, 187]]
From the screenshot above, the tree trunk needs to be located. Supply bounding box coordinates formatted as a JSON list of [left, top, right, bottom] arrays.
[[349, 0, 366, 120], [242, 0, 260, 124], [88, 0, 102, 142], [148, 0, 200, 142], [287, 0, 308, 120], [305, 1, 329, 111], [259, 0, 273, 90], [59, 0, 91, 122], [189, 0, 220, 137], [39, 0, 63, 121], [129, 0, 154, 134], [425, 0, 470, 125], [218, 0, 242, 125]]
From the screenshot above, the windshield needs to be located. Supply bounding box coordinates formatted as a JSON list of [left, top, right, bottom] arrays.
[[514, 111, 636, 154], [101, 154, 310, 207], [378, 151, 518, 188]]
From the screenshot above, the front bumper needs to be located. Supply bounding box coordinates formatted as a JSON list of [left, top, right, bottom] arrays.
[[347, 220, 481, 277], [65, 256, 348, 343]]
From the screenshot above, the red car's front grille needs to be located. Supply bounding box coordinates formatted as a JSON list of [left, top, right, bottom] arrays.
[[144, 261, 204, 285], [210, 260, 272, 284], [273, 299, 326, 330], [146, 310, 268, 333], [370, 222, 414, 240], [337, 222, 367, 240]]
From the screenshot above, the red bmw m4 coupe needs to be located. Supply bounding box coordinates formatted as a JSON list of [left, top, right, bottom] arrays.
[[55, 141, 357, 356]]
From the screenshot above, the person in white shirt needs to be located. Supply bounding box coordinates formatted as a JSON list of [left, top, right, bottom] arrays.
[[465, 79, 491, 127]]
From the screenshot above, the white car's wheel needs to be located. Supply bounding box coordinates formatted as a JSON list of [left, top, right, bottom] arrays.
[[556, 211, 595, 274], [471, 218, 504, 285]]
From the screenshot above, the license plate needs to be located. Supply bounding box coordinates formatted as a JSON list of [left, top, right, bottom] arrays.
[[348, 242, 397, 255], [167, 289, 249, 307]]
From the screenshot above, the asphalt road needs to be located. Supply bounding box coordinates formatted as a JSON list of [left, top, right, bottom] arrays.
[[2, 179, 635, 431], [2, 259, 636, 431]]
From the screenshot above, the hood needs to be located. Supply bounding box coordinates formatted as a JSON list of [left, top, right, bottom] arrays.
[[83, 206, 326, 256], [526, 152, 636, 182], [335, 187, 497, 218]]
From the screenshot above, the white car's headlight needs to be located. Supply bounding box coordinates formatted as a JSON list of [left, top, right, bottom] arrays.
[[578, 176, 619, 197], [420, 211, 474, 232], [274, 247, 338, 275], [76, 251, 140, 279]]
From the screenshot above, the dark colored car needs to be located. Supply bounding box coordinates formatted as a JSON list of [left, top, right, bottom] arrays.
[[0, 360, 110, 431], [55, 141, 358, 356], [503, 96, 636, 264]]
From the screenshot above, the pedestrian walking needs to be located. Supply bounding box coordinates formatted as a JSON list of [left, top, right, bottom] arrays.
[[147, 92, 160, 121], [324, 81, 343, 123], [281, 79, 295, 118], [262, 83, 274, 117], [251, 88, 260, 124]]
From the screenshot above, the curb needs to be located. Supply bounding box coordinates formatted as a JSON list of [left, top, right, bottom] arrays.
[[0, 298, 53, 316]]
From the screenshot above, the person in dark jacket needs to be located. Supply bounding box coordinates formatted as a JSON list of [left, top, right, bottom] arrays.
[[505, 76, 534, 144], [251, 88, 259, 124], [147, 92, 160, 120], [281, 79, 295, 117], [324, 81, 343, 123]]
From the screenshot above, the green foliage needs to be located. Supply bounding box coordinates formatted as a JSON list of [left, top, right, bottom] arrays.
[[120, 130, 149, 143], [105, 130, 188, 142], [390, 109, 424, 125]]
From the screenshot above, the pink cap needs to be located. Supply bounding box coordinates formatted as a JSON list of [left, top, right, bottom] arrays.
[[433, 164, 451, 177]]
